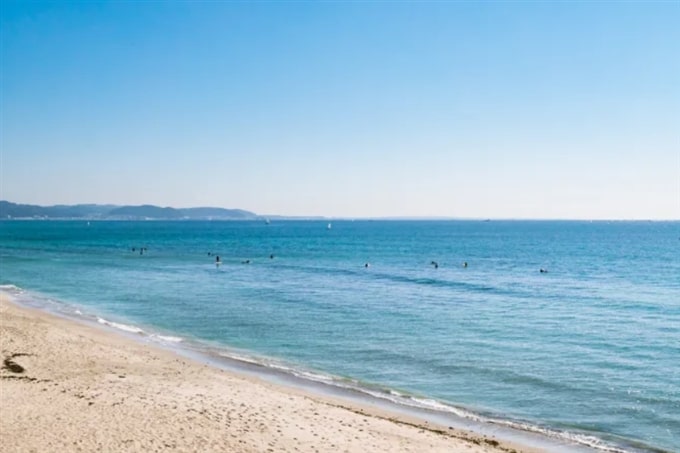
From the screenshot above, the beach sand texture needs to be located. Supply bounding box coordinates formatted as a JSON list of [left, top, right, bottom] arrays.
[[0, 293, 532, 453]]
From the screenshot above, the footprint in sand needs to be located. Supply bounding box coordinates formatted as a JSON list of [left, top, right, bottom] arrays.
[[2, 353, 33, 374]]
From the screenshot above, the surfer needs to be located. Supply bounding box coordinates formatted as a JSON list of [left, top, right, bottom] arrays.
[[242, 259, 251, 264], [364, 262, 370, 268], [463, 262, 468, 268], [540, 268, 548, 273], [215, 255, 220, 264], [270, 254, 275, 259], [431, 261, 439, 269]]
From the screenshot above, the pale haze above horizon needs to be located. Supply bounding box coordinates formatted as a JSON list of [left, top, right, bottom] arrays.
[[1, 1, 678, 220]]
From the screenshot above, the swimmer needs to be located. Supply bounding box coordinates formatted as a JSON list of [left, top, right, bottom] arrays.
[[364, 262, 370, 268], [270, 254, 275, 259]]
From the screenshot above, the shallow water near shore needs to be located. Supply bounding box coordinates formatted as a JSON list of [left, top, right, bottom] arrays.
[[1, 220, 678, 452]]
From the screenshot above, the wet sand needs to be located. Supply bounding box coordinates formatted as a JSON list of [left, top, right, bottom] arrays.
[[0, 293, 538, 453]]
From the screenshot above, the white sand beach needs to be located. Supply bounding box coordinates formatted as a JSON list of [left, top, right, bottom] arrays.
[[0, 293, 538, 453]]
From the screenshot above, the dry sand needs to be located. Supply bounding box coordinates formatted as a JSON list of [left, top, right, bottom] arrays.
[[0, 293, 537, 453]]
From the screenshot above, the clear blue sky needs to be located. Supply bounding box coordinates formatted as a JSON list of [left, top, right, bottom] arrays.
[[1, 1, 678, 219]]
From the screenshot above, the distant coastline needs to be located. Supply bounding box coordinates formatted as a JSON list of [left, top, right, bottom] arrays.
[[0, 200, 259, 221], [2, 201, 677, 222]]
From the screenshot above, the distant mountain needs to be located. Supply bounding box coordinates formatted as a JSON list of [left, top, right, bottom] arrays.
[[0, 201, 115, 219], [0, 201, 258, 220], [107, 205, 257, 220]]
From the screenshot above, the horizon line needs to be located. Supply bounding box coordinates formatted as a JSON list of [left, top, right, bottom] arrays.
[[2, 200, 678, 222]]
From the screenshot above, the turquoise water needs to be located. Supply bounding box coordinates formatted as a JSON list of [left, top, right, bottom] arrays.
[[1, 220, 678, 452]]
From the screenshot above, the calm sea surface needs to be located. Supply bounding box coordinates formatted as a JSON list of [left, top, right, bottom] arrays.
[[1, 220, 678, 452]]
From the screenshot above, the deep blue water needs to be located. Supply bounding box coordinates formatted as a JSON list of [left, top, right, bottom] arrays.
[[1, 220, 678, 452]]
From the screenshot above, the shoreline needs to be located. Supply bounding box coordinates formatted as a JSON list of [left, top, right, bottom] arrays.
[[0, 290, 550, 453], [1, 219, 676, 453]]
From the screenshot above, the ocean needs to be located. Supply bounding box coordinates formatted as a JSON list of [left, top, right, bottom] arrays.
[[1, 220, 678, 452]]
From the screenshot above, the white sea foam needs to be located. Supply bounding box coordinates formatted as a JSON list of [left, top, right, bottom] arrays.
[[150, 334, 183, 343], [97, 317, 144, 334], [410, 396, 481, 419], [361, 390, 630, 452], [214, 350, 490, 425], [216, 351, 342, 386], [266, 362, 335, 383], [211, 348, 632, 453], [214, 349, 488, 426], [0, 284, 22, 292], [219, 352, 262, 366], [487, 418, 630, 453]]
